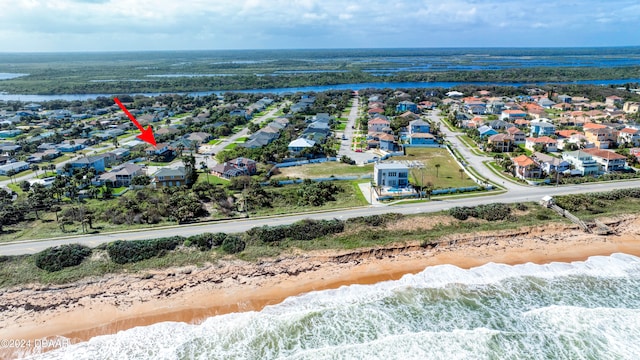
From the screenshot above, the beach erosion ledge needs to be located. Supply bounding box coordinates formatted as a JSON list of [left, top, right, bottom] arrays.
[[1, 214, 640, 357]]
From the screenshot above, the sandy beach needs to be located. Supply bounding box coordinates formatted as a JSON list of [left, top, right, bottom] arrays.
[[1, 214, 640, 358]]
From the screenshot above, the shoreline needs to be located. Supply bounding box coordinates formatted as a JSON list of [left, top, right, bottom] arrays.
[[1, 215, 640, 357]]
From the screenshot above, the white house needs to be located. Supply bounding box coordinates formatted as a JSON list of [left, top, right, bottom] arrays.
[[288, 138, 316, 155], [373, 163, 409, 188]]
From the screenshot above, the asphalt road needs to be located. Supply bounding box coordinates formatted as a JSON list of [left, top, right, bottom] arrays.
[[2, 178, 639, 256]]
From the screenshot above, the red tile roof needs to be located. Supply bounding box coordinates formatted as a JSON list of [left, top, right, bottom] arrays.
[[512, 155, 536, 167], [582, 148, 626, 160]]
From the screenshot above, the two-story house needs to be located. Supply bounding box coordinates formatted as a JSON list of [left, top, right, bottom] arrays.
[[487, 134, 514, 153], [69, 155, 107, 173], [99, 163, 145, 187], [532, 152, 570, 175], [396, 101, 418, 114], [618, 128, 640, 147], [368, 117, 391, 133], [373, 163, 409, 188], [582, 148, 627, 172], [408, 119, 431, 134], [211, 157, 257, 178], [529, 121, 556, 137], [153, 167, 189, 188], [562, 150, 600, 176], [506, 127, 526, 145], [288, 138, 316, 155], [512, 155, 542, 180], [500, 109, 527, 121], [525, 136, 558, 153], [584, 128, 617, 149]]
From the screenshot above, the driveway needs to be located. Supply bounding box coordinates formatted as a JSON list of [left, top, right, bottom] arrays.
[[427, 110, 527, 191], [337, 96, 378, 164]]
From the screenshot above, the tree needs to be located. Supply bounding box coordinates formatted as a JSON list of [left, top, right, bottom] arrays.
[[434, 164, 441, 178], [131, 175, 151, 186], [19, 180, 31, 193], [6, 169, 16, 184], [31, 164, 40, 177], [200, 161, 209, 183], [112, 136, 119, 148], [459, 168, 465, 179]]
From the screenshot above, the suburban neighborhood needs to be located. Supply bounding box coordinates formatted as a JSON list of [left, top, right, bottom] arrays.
[[2, 84, 640, 237]]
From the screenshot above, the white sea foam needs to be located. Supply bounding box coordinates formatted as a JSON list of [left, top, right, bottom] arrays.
[[27, 253, 640, 360]]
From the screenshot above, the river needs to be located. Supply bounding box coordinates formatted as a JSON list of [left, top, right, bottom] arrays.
[[1, 79, 639, 102]]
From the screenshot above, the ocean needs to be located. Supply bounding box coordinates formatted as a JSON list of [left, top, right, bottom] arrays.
[[29, 253, 640, 360]]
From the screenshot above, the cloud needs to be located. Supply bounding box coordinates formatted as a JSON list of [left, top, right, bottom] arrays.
[[0, 0, 638, 51]]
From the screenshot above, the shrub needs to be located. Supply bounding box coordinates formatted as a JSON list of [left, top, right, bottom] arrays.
[[247, 219, 345, 243], [514, 203, 528, 211], [187, 233, 216, 251], [346, 213, 404, 227], [448, 203, 511, 221], [35, 244, 92, 272], [221, 235, 246, 254], [107, 236, 184, 264]]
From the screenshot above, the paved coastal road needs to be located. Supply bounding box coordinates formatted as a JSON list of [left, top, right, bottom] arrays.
[[2, 179, 639, 256]]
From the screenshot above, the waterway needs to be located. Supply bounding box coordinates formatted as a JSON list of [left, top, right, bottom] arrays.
[[1, 78, 639, 102]]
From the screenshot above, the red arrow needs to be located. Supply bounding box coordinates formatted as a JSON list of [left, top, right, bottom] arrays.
[[113, 97, 157, 147]]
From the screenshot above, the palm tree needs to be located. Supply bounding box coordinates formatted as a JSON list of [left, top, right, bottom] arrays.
[[434, 164, 441, 178], [31, 164, 40, 178], [6, 169, 16, 184], [459, 168, 464, 179], [200, 161, 209, 183]]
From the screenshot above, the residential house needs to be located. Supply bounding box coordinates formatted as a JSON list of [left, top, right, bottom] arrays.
[[487, 134, 514, 153], [0, 129, 22, 138], [185, 132, 212, 145], [562, 150, 600, 176], [514, 119, 531, 128], [525, 136, 558, 153], [464, 100, 487, 115], [605, 96, 623, 108], [368, 118, 391, 133], [396, 101, 418, 114], [398, 111, 420, 122], [618, 128, 640, 147], [500, 110, 527, 121], [623, 102, 640, 114], [478, 125, 499, 138], [537, 98, 556, 108], [558, 94, 572, 104], [98, 164, 145, 187], [288, 138, 316, 155], [146, 142, 174, 157], [487, 119, 514, 130], [512, 155, 542, 180], [584, 127, 617, 149], [373, 163, 409, 187], [378, 134, 397, 151], [486, 100, 505, 115], [153, 167, 189, 188], [582, 148, 627, 172], [408, 119, 431, 134], [409, 133, 437, 145], [108, 147, 131, 160], [69, 155, 107, 173], [506, 127, 526, 144], [57, 143, 85, 153], [211, 157, 257, 178], [0, 161, 29, 175], [532, 152, 570, 175], [27, 149, 61, 163], [529, 121, 556, 136]]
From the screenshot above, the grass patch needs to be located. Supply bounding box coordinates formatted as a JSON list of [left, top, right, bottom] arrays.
[[235, 137, 248, 142], [272, 162, 374, 179], [397, 148, 477, 189], [335, 123, 347, 131], [197, 172, 229, 185], [207, 139, 222, 145], [224, 143, 238, 150]]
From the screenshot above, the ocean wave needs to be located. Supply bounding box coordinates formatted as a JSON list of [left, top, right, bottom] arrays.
[[28, 253, 640, 360]]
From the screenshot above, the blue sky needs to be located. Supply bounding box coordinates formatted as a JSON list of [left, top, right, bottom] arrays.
[[1, 0, 640, 52]]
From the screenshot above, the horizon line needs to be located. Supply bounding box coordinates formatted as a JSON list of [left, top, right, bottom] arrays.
[[1, 45, 640, 54]]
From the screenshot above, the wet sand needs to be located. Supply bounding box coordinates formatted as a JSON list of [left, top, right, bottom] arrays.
[[1, 215, 640, 358]]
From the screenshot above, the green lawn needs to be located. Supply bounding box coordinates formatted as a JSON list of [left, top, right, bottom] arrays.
[[335, 123, 347, 131], [207, 139, 222, 145], [197, 172, 229, 185], [398, 148, 477, 189], [272, 162, 374, 179], [236, 137, 248, 142], [224, 143, 238, 150]]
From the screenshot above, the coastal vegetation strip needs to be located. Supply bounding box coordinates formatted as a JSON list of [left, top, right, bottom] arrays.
[[2, 188, 640, 289]]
